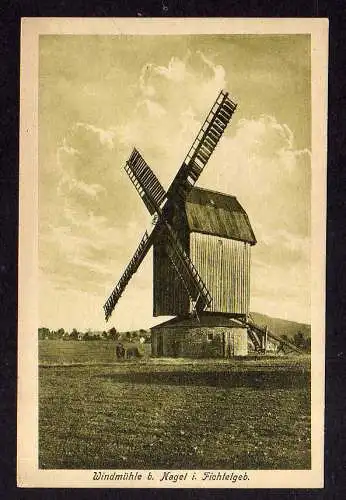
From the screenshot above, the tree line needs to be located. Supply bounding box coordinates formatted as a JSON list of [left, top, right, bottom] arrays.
[[38, 326, 151, 342]]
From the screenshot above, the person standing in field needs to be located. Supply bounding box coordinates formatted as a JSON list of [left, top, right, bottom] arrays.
[[115, 342, 125, 359]]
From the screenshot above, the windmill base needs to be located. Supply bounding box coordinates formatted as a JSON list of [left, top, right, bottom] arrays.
[[150, 314, 248, 358]]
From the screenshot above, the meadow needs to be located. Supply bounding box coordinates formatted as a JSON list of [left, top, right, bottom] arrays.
[[39, 340, 311, 470]]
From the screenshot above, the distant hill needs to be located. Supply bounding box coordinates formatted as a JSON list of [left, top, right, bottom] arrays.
[[250, 312, 311, 340]]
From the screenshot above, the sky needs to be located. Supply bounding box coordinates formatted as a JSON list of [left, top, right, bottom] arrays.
[[38, 34, 311, 331]]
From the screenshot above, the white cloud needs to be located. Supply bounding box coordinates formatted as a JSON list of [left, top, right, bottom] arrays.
[[200, 115, 311, 232], [139, 64, 156, 97], [197, 50, 226, 90], [139, 51, 226, 113], [112, 51, 232, 190], [58, 175, 106, 198], [255, 224, 310, 258], [58, 138, 80, 157], [63, 204, 107, 229], [140, 99, 167, 118], [251, 258, 310, 323], [55, 127, 115, 202], [153, 56, 188, 82], [74, 122, 116, 149]]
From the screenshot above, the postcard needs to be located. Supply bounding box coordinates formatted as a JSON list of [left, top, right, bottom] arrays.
[[18, 17, 328, 488]]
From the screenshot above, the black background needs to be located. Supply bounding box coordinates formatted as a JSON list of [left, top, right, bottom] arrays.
[[1, 1, 345, 498]]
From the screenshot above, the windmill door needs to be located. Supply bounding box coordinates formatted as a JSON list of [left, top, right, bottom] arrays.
[[223, 331, 233, 358], [172, 340, 182, 357]]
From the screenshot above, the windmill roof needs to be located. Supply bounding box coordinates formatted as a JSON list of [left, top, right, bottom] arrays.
[[184, 187, 256, 245], [151, 313, 244, 330]]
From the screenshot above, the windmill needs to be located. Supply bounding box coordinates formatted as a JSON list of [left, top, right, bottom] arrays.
[[103, 90, 301, 357]]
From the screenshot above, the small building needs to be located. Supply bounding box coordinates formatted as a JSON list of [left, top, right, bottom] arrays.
[[151, 314, 248, 358]]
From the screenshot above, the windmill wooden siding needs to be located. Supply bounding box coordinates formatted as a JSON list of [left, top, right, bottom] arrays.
[[190, 233, 251, 315], [153, 236, 190, 316], [153, 186, 255, 318]]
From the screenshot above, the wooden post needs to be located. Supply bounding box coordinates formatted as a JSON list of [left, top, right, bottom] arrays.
[[264, 326, 268, 354]]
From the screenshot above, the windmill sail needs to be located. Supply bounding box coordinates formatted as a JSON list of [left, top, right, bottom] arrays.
[[125, 148, 167, 215], [168, 90, 237, 201], [111, 150, 212, 321], [125, 150, 212, 312], [103, 230, 154, 321]]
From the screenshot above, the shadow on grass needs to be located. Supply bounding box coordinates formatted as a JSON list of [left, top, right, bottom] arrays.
[[98, 370, 310, 389]]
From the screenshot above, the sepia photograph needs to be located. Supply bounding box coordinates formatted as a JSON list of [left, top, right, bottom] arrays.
[[18, 18, 327, 488]]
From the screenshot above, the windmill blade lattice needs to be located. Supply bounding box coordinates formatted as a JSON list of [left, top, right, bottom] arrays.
[[103, 230, 154, 321], [125, 148, 167, 215], [168, 90, 237, 201], [123, 150, 213, 313], [106, 148, 212, 321]]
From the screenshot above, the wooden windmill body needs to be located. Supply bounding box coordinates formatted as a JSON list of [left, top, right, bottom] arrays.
[[153, 186, 256, 318], [103, 90, 278, 357]]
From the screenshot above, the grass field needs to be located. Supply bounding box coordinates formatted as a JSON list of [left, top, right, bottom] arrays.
[[39, 341, 311, 470]]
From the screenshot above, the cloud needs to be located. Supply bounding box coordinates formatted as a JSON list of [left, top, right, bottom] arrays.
[[140, 99, 167, 118], [53, 120, 137, 223], [251, 257, 310, 323], [74, 122, 116, 149], [139, 64, 156, 97], [199, 114, 311, 237], [40, 214, 149, 296], [58, 138, 80, 157], [152, 56, 188, 82], [113, 51, 230, 189], [255, 224, 310, 259], [40, 117, 153, 297], [138, 51, 226, 117], [56, 135, 107, 201], [197, 50, 226, 90], [251, 224, 310, 320], [58, 175, 106, 199]]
